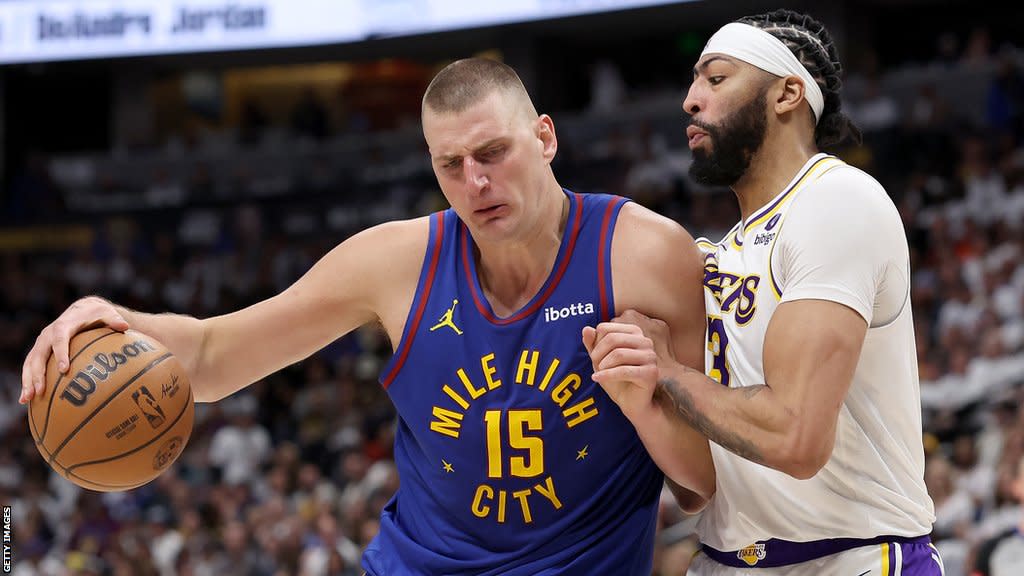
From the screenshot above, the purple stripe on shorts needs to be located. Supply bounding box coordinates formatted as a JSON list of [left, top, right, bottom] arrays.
[[897, 539, 945, 576], [701, 535, 933, 569]]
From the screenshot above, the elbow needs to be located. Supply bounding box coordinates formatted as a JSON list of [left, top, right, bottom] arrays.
[[669, 458, 717, 511], [776, 433, 833, 480], [190, 382, 220, 404], [188, 372, 220, 403], [781, 456, 827, 480], [665, 476, 715, 515], [678, 490, 714, 514], [675, 479, 715, 512]]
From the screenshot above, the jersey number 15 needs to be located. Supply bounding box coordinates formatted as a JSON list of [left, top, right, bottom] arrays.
[[485, 409, 544, 478]]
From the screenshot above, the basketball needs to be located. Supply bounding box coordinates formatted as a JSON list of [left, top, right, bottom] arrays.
[[27, 328, 194, 492]]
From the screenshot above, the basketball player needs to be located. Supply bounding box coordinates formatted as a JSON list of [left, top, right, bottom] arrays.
[[20, 59, 714, 575], [585, 9, 942, 576]]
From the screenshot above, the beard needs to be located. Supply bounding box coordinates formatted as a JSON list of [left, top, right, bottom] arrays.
[[688, 88, 769, 187]]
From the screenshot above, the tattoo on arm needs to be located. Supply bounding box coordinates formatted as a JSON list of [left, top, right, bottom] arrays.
[[655, 377, 767, 466]]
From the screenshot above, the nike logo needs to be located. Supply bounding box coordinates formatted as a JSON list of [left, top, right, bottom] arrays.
[[856, 570, 870, 576]]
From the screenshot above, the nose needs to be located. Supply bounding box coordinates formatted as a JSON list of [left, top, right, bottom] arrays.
[[464, 156, 488, 190], [682, 83, 701, 117]]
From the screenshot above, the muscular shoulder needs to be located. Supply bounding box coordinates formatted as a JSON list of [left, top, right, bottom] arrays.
[[774, 165, 908, 323], [353, 216, 432, 277], [780, 163, 906, 270], [612, 203, 701, 267], [611, 204, 703, 313], [611, 202, 705, 364], [316, 215, 432, 310], [790, 164, 897, 228]]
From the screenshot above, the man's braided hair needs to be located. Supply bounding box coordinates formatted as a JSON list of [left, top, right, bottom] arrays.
[[738, 9, 862, 148]]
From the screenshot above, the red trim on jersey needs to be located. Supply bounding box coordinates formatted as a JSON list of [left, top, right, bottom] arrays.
[[462, 194, 584, 325], [381, 212, 445, 389], [596, 197, 621, 321]]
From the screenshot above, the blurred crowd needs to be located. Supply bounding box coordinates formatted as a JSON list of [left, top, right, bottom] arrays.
[[1, 27, 1024, 576]]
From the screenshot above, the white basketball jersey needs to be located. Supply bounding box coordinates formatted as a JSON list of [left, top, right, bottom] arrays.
[[695, 153, 935, 551]]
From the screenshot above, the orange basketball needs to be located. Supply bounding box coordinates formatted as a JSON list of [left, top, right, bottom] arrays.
[[27, 328, 194, 492]]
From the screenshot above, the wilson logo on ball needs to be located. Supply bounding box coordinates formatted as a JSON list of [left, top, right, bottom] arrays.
[[59, 340, 158, 407]]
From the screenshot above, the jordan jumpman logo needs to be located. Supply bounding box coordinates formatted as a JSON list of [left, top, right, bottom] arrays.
[[430, 299, 463, 335]]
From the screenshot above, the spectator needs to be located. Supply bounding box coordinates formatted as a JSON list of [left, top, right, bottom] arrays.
[[973, 454, 1024, 576], [208, 395, 272, 486]]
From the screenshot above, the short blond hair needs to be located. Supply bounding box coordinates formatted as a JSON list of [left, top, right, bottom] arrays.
[[422, 58, 535, 117]]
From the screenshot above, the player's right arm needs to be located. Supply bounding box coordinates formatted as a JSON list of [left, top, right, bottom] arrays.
[[20, 217, 429, 404]]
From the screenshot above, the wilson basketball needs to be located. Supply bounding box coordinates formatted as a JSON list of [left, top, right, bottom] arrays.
[[27, 328, 194, 492]]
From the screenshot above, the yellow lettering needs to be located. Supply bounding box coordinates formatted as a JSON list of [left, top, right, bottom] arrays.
[[497, 489, 507, 523], [551, 373, 581, 407], [442, 385, 470, 410], [563, 397, 599, 428], [534, 476, 562, 510], [484, 410, 503, 478], [538, 357, 561, 392], [708, 321, 725, 384], [509, 410, 544, 478], [515, 350, 539, 386], [513, 489, 533, 523], [481, 353, 502, 390], [472, 485, 493, 518], [472, 478, 563, 524], [458, 368, 486, 400], [429, 407, 464, 439]]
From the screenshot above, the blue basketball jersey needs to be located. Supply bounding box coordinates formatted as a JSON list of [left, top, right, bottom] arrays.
[[363, 191, 664, 575]]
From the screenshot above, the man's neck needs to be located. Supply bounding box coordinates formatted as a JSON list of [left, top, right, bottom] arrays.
[[475, 186, 568, 316], [732, 137, 818, 224]]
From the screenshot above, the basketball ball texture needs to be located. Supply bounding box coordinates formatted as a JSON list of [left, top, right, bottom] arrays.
[[28, 328, 194, 492]]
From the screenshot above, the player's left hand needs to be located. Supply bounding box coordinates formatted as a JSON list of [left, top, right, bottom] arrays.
[[583, 310, 675, 421]]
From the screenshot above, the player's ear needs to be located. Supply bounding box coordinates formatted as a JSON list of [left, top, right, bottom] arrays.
[[775, 76, 808, 117], [537, 114, 558, 164]]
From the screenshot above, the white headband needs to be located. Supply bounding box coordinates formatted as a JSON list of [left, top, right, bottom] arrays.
[[701, 22, 824, 124]]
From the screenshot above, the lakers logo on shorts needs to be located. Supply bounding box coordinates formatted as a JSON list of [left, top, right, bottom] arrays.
[[737, 543, 766, 566]]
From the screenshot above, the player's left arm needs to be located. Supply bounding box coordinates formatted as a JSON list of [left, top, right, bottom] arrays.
[[634, 171, 893, 479], [655, 299, 865, 479], [593, 202, 716, 510]]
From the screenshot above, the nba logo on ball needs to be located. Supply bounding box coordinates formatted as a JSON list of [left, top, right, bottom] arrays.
[[132, 386, 166, 428]]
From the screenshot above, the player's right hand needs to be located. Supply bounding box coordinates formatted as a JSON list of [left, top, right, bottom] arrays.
[[20, 296, 130, 405]]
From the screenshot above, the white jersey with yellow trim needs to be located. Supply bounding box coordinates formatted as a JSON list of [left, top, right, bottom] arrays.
[[695, 153, 935, 551]]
